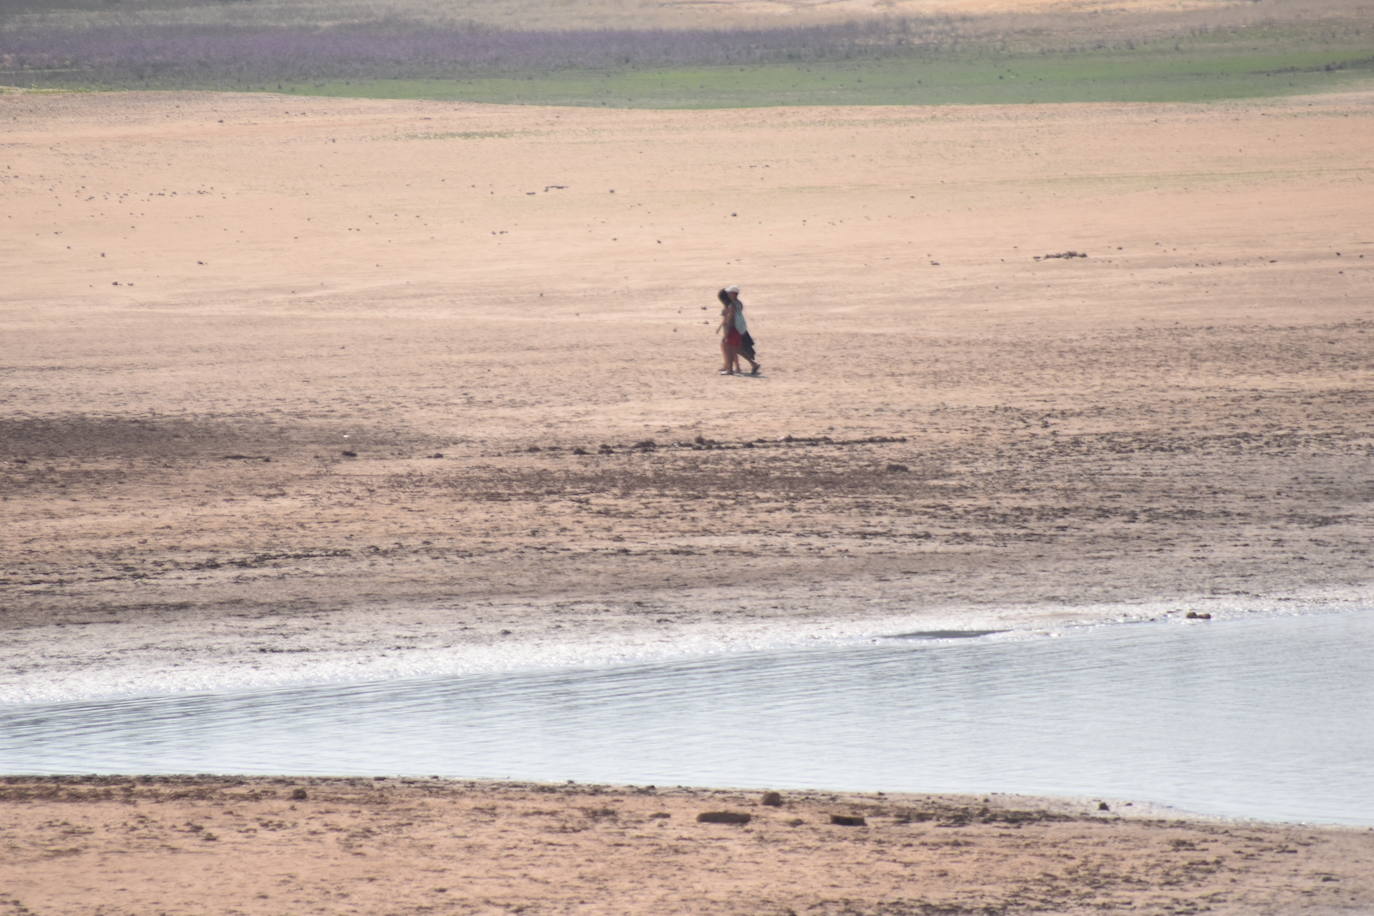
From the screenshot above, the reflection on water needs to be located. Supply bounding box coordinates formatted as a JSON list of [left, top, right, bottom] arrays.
[[3, 610, 1372, 825]]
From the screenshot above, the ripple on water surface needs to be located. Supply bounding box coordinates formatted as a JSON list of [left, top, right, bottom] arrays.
[[2, 610, 1372, 825]]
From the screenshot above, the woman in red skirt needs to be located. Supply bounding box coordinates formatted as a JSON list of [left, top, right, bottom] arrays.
[[717, 285, 760, 376]]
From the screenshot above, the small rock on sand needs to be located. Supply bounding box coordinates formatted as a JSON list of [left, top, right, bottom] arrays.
[[697, 811, 751, 825]]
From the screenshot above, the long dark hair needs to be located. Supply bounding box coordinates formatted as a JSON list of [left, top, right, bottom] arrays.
[[717, 288, 732, 307]]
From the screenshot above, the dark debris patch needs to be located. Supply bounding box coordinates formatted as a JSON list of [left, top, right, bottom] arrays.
[[522, 434, 908, 457], [883, 629, 1007, 641]]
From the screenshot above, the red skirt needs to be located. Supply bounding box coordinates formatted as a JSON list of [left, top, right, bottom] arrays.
[[725, 328, 742, 349]]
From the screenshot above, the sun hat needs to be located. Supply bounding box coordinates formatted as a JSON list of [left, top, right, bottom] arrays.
[[725, 285, 740, 293]]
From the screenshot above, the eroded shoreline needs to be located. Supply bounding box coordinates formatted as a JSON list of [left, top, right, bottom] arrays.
[[3, 585, 1372, 706]]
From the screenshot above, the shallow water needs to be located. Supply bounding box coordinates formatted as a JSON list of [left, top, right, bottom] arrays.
[[3, 610, 1372, 825]]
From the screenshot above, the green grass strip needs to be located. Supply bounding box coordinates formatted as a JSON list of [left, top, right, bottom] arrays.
[[276, 46, 1374, 108]]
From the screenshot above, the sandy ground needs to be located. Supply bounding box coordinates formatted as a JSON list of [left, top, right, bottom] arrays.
[[3, 776, 1374, 915], [3, 87, 1372, 697], [2, 83, 1373, 910]]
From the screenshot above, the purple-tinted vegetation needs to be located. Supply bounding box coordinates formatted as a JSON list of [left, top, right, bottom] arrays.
[[0, 19, 960, 88]]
